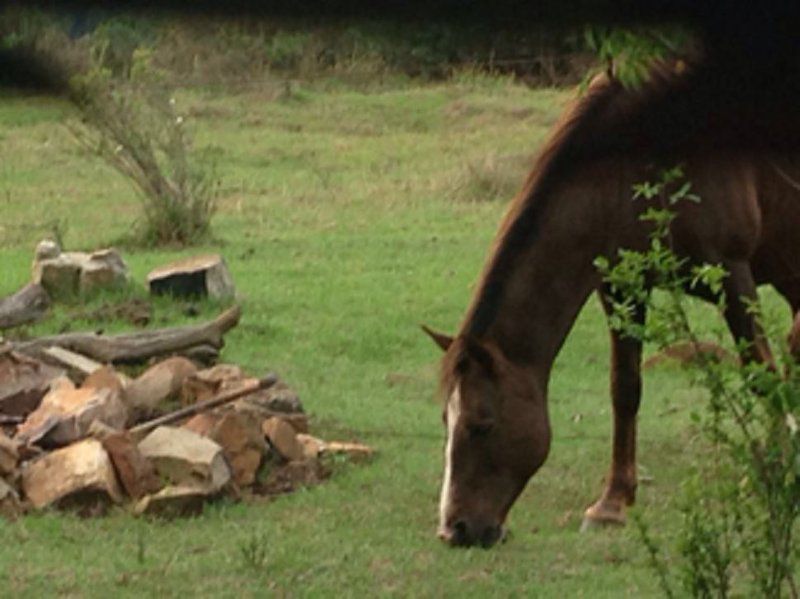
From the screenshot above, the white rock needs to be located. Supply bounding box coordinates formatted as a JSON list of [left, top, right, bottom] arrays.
[[32, 245, 129, 297], [79, 249, 129, 294], [34, 253, 88, 297], [34, 239, 60, 261]]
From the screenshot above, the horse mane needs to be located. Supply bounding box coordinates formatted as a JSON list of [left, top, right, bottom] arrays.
[[458, 60, 696, 343]]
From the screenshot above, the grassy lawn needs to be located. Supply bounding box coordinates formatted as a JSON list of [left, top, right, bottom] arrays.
[[0, 76, 793, 597]]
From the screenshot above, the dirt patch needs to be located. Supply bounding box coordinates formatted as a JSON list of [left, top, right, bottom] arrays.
[[252, 457, 331, 496], [72, 298, 153, 328]]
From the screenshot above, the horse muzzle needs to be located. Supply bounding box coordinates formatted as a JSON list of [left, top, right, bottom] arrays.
[[437, 519, 505, 548]]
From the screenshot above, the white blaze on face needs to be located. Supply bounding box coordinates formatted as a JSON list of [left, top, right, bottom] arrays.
[[439, 384, 462, 528]]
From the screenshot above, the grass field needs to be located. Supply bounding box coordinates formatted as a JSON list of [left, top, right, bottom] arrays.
[[0, 74, 794, 597]]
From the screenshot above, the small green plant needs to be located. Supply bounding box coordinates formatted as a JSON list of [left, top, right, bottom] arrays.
[[239, 530, 270, 571], [596, 167, 800, 598]]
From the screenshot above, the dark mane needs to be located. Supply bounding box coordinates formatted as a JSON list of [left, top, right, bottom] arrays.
[[459, 61, 696, 340]]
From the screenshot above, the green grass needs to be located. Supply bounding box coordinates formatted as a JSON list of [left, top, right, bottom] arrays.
[[0, 78, 794, 597]]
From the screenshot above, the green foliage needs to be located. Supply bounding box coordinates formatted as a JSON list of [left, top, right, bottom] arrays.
[[89, 17, 158, 79], [264, 30, 313, 70], [597, 168, 800, 598], [2, 7, 592, 89], [583, 26, 692, 87]]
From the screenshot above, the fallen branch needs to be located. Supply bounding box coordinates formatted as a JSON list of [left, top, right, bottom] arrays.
[[0, 283, 50, 330], [129, 374, 278, 437], [12, 304, 241, 365]]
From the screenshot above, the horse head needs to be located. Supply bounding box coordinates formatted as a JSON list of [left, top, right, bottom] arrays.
[[423, 326, 551, 548]]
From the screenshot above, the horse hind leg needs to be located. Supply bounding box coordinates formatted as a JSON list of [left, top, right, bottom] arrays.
[[582, 295, 645, 530]]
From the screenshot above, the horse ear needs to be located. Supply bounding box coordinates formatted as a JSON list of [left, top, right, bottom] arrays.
[[421, 324, 453, 352]]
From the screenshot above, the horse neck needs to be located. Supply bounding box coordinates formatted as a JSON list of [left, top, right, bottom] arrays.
[[466, 165, 619, 373]]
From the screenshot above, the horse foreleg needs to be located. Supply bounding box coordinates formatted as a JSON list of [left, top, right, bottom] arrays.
[[583, 295, 645, 530], [722, 262, 774, 366]]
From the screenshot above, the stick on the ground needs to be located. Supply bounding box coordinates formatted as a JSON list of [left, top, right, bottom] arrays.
[[129, 374, 278, 437], [0, 283, 50, 330], [12, 304, 241, 364]]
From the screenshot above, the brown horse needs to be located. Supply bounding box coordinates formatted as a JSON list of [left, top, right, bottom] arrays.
[[425, 63, 800, 548]]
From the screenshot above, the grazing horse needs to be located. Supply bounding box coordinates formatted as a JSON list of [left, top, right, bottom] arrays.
[[425, 62, 800, 548]]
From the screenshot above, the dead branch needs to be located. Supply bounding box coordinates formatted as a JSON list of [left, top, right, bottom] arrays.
[[12, 304, 240, 364], [129, 374, 278, 437], [0, 283, 50, 330]]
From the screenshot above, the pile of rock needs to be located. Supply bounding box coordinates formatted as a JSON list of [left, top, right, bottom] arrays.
[[0, 348, 372, 519]]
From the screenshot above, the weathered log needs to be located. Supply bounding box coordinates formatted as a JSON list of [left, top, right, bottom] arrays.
[[129, 374, 277, 437], [12, 305, 241, 365], [0, 283, 50, 329]]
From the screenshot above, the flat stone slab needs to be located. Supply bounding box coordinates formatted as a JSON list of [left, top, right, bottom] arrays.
[[262, 417, 304, 462], [134, 484, 207, 517], [101, 431, 162, 500], [181, 364, 245, 405], [325, 441, 375, 460], [125, 357, 197, 421], [147, 254, 235, 300], [208, 412, 266, 487], [16, 374, 128, 447], [41, 346, 104, 380], [296, 433, 325, 460], [21, 438, 123, 509], [0, 351, 65, 418], [137, 426, 230, 493]]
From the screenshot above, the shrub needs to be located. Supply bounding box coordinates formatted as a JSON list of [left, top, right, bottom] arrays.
[[596, 167, 800, 598], [67, 72, 219, 247]]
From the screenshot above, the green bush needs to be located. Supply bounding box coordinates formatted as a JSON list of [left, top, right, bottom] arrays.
[[597, 168, 800, 598], [68, 72, 219, 247]]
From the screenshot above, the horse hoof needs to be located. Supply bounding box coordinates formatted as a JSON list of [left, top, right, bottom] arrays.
[[580, 505, 626, 532], [579, 517, 600, 533]]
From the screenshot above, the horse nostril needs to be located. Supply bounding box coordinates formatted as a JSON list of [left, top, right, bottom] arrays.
[[480, 525, 503, 548]]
